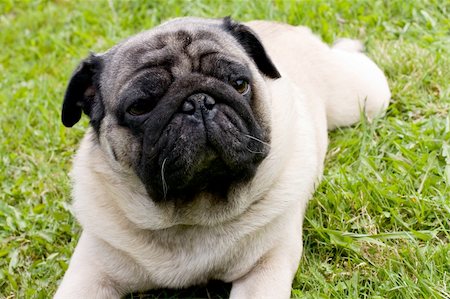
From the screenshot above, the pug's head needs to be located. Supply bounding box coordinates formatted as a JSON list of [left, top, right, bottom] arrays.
[[62, 17, 280, 203]]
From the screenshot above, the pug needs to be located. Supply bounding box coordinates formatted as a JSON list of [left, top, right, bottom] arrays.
[[55, 17, 390, 299]]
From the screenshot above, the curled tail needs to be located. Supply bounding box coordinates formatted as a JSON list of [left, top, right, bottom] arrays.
[[325, 38, 391, 130]]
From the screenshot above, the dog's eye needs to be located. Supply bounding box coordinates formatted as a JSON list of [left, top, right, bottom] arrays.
[[232, 79, 250, 95], [127, 100, 156, 116]]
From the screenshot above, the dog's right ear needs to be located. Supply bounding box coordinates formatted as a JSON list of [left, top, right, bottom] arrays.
[[62, 54, 102, 127]]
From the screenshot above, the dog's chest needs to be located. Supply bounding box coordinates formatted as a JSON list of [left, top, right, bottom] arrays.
[[132, 225, 267, 287]]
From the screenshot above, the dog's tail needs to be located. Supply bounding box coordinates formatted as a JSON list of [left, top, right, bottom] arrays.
[[325, 38, 391, 129]]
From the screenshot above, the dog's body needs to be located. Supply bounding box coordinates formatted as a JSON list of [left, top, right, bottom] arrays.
[[55, 18, 390, 298]]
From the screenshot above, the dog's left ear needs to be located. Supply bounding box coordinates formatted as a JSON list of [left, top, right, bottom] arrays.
[[223, 17, 281, 79]]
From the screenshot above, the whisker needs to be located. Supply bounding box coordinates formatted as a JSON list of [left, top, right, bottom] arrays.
[[246, 147, 267, 154], [243, 134, 271, 148], [161, 158, 168, 199]]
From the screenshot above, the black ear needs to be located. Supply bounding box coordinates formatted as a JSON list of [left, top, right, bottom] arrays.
[[223, 17, 281, 79], [62, 54, 103, 127]]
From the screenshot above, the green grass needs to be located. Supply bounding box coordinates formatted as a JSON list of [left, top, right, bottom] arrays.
[[0, 0, 449, 298]]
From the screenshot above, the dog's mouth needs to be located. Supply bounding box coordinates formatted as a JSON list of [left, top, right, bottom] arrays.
[[127, 76, 269, 202]]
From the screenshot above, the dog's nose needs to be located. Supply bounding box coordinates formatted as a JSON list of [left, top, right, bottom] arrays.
[[181, 93, 215, 115]]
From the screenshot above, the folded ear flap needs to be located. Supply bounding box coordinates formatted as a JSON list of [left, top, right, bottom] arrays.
[[62, 54, 102, 127], [223, 17, 281, 79]]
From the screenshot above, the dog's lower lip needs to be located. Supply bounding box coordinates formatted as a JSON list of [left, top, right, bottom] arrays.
[[163, 147, 219, 175]]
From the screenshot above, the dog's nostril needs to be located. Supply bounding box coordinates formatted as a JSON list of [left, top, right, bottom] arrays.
[[182, 93, 215, 114], [204, 96, 215, 110], [181, 100, 195, 114]]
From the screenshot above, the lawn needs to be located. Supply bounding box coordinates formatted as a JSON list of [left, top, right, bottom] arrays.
[[0, 0, 449, 298]]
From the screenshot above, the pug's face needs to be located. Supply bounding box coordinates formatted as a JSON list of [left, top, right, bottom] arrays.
[[62, 17, 280, 203]]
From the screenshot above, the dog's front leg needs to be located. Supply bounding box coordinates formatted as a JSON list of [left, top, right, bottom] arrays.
[[54, 232, 121, 299], [229, 237, 303, 299]]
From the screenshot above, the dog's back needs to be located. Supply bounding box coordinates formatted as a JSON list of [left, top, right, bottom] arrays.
[[247, 21, 390, 130]]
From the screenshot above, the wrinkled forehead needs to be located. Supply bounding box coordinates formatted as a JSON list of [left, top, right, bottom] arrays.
[[100, 19, 250, 98]]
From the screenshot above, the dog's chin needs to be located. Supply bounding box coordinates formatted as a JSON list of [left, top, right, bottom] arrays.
[[151, 153, 239, 203], [135, 106, 269, 203]]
